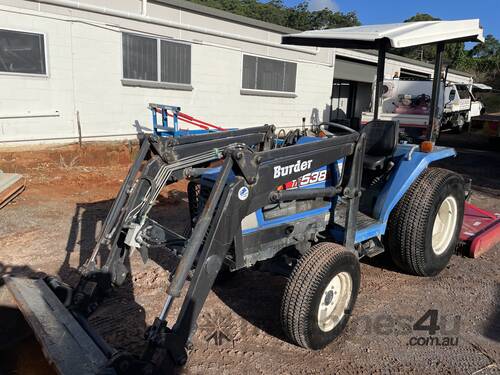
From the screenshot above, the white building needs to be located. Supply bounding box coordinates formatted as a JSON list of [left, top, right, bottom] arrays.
[[0, 0, 472, 144]]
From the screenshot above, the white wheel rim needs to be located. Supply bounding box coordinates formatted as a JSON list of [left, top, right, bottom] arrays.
[[432, 196, 458, 255], [317, 272, 352, 332]]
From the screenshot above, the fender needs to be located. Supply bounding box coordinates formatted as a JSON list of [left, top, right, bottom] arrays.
[[351, 145, 456, 244], [374, 144, 457, 224]]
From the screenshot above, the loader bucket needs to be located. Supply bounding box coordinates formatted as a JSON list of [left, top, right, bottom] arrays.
[[0, 173, 25, 209], [2, 276, 108, 375]]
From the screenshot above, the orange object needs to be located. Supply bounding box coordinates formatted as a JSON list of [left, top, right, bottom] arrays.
[[419, 141, 433, 153]]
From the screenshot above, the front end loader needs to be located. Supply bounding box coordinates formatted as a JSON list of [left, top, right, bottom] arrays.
[[4, 124, 366, 373]]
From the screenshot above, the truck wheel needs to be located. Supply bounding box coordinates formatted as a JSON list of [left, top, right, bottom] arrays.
[[387, 168, 464, 276], [280, 243, 360, 350]]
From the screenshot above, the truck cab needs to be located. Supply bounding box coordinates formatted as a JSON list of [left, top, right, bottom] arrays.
[[443, 83, 480, 131]]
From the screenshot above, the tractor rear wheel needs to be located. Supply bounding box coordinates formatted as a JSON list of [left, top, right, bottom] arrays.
[[280, 243, 360, 350], [386, 168, 464, 276]]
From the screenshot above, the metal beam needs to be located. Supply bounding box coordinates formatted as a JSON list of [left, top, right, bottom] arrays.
[[427, 42, 445, 142], [373, 44, 387, 120]]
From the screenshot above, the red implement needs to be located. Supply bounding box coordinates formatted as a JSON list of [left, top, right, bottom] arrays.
[[161, 110, 226, 131], [460, 202, 500, 258]]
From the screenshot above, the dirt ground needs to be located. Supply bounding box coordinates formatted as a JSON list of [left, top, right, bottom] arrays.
[[0, 132, 498, 374]]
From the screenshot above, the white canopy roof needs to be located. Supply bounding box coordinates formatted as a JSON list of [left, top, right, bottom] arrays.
[[282, 20, 484, 49], [472, 83, 492, 91]]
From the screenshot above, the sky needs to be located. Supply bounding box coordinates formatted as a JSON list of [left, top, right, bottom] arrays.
[[286, 0, 498, 41]]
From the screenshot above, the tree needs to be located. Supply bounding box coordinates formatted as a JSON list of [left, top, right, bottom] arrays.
[[466, 34, 500, 86], [404, 13, 436, 22], [285, 1, 311, 30], [186, 0, 360, 30], [307, 9, 359, 30], [470, 34, 500, 58]]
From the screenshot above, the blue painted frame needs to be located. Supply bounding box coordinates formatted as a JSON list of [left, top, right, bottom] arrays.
[[201, 136, 344, 236], [349, 144, 456, 243], [200, 166, 334, 235], [149, 103, 219, 137]]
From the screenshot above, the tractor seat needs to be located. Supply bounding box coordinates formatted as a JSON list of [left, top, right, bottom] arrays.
[[360, 120, 399, 170]]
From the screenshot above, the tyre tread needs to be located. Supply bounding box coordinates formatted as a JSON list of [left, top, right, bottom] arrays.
[[280, 243, 358, 349], [387, 167, 463, 276]]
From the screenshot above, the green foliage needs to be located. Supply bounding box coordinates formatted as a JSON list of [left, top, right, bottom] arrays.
[[457, 34, 500, 90], [478, 92, 500, 114], [186, 0, 360, 30], [404, 13, 438, 22], [470, 34, 500, 58]]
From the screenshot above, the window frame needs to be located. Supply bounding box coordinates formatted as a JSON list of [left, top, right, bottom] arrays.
[[121, 32, 192, 90], [240, 53, 298, 98], [0, 27, 49, 78]]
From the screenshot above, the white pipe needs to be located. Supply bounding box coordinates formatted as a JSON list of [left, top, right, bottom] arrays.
[[0, 110, 60, 119], [141, 0, 147, 16], [34, 0, 319, 55]]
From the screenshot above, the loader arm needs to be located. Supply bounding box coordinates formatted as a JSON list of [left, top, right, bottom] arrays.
[[82, 125, 275, 287]]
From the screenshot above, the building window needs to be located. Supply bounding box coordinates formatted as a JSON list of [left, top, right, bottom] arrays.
[[160, 40, 191, 84], [0, 29, 46, 75], [122, 33, 191, 85], [122, 33, 157, 81], [242, 55, 297, 93]]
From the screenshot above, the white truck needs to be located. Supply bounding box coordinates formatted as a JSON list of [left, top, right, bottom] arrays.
[[444, 83, 485, 130], [361, 79, 486, 140]]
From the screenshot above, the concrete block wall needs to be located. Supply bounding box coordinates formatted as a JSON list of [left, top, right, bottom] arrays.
[[0, 6, 77, 143]]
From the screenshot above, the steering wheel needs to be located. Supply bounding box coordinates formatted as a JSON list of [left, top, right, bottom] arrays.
[[319, 122, 358, 135]]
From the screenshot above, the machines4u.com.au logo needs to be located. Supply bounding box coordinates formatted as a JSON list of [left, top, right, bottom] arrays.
[[408, 309, 460, 346]]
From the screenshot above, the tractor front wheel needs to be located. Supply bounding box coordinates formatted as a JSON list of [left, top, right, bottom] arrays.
[[280, 243, 360, 350], [387, 168, 464, 276]]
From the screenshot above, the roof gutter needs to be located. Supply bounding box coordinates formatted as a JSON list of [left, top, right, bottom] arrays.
[[33, 0, 319, 55]]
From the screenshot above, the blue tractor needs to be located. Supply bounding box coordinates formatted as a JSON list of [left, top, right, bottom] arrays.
[[3, 20, 485, 374]]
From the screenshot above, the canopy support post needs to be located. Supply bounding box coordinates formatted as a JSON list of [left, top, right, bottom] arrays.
[[373, 43, 387, 121], [427, 42, 445, 142]]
